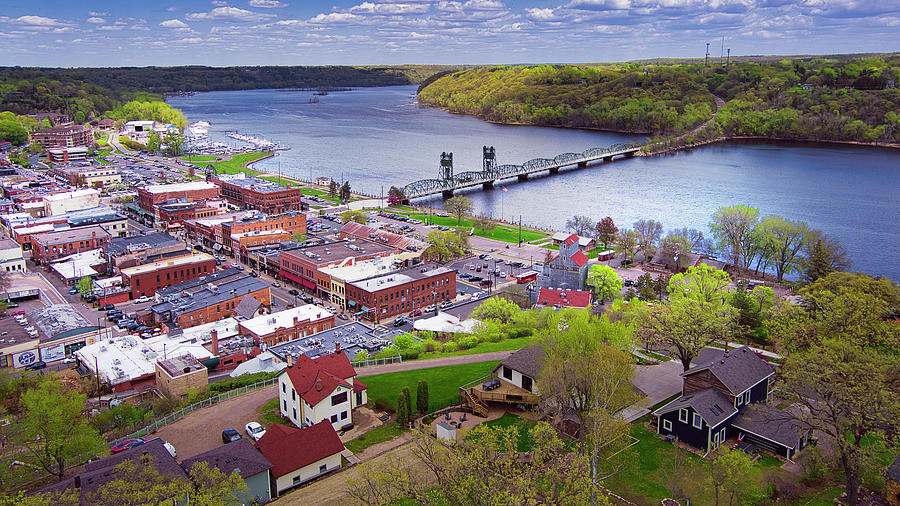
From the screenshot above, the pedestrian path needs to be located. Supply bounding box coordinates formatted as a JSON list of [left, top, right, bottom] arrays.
[[341, 449, 361, 465]]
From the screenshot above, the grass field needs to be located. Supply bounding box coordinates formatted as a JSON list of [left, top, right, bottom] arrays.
[[180, 155, 219, 162], [205, 152, 270, 175], [395, 212, 548, 243], [479, 413, 537, 452], [362, 361, 499, 413], [300, 187, 341, 202], [417, 337, 537, 360], [259, 175, 297, 187], [345, 423, 408, 454]]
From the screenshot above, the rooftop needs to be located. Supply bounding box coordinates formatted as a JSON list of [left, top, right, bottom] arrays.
[[268, 321, 400, 361], [31, 304, 93, 341], [281, 239, 395, 267], [498, 344, 545, 380], [76, 333, 214, 385], [151, 273, 269, 318], [340, 222, 426, 251], [106, 232, 183, 256], [349, 263, 452, 293], [43, 188, 99, 202], [182, 438, 272, 480], [0, 239, 20, 250], [239, 305, 331, 336], [157, 354, 206, 378], [256, 422, 344, 479], [142, 181, 218, 195], [682, 346, 774, 396], [50, 248, 105, 281], [31, 225, 110, 246], [536, 287, 593, 308], [217, 175, 297, 194], [120, 253, 214, 277]]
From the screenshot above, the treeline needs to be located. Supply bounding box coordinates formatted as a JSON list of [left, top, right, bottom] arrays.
[[418, 64, 716, 134], [417, 54, 900, 144], [0, 65, 462, 120]]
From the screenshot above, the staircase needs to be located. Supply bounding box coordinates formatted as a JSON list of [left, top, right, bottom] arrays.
[[462, 388, 489, 417]]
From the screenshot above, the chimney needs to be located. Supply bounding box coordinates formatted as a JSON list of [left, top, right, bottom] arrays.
[[335, 342, 341, 354], [210, 329, 218, 354], [286, 354, 294, 367], [74, 476, 81, 488], [315, 378, 323, 391], [232, 216, 236, 225], [293, 316, 299, 326]]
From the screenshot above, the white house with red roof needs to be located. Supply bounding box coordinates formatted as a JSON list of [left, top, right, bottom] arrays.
[[255, 421, 345, 496], [277, 347, 368, 431]]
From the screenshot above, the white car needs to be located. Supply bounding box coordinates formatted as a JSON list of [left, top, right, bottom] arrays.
[[425, 304, 437, 312], [245, 422, 266, 441], [134, 296, 153, 304]]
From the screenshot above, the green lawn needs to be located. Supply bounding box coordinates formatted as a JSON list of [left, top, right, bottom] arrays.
[[345, 423, 408, 454], [180, 155, 220, 162], [300, 187, 341, 202], [259, 175, 296, 187], [394, 212, 547, 244], [418, 337, 537, 360], [361, 361, 499, 413], [204, 152, 271, 175], [479, 413, 537, 452]]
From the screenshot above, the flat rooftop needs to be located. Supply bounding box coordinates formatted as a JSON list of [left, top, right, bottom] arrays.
[[267, 321, 403, 361], [43, 189, 99, 202], [157, 354, 205, 378], [120, 253, 214, 277], [239, 304, 331, 336], [142, 181, 218, 194], [152, 274, 269, 317], [156, 267, 246, 298], [31, 304, 93, 340], [106, 232, 182, 256], [31, 226, 110, 246], [281, 239, 395, 267], [219, 175, 297, 194], [350, 263, 452, 292]]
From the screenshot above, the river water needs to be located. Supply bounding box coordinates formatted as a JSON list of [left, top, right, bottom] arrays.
[[169, 85, 900, 281]]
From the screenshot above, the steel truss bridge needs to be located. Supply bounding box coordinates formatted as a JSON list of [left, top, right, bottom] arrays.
[[401, 142, 641, 201]]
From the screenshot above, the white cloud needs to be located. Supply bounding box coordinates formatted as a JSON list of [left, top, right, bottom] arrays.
[[12, 15, 68, 28], [88, 11, 109, 16], [98, 25, 125, 31], [350, 2, 431, 15], [211, 1, 228, 5], [525, 7, 563, 20], [308, 12, 364, 23], [160, 19, 190, 28], [166, 7, 179, 12], [177, 37, 204, 43], [186, 7, 276, 22], [249, 0, 289, 7], [87, 17, 105, 24]]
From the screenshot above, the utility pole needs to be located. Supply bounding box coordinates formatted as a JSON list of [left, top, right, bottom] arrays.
[[95, 356, 101, 405], [518, 215, 522, 247], [705, 42, 710, 67], [726, 48, 731, 68]]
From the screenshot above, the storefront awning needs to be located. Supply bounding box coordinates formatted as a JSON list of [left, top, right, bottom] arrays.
[[279, 270, 301, 283]]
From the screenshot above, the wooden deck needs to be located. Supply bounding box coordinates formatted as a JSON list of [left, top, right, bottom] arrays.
[[459, 376, 540, 416]]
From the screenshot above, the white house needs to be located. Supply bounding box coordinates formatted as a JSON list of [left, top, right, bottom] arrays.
[[493, 344, 543, 395], [255, 421, 344, 496], [277, 348, 367, 431]]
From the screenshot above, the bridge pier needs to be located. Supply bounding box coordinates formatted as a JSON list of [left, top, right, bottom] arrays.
[[549, 167, 560, 175], [442, 189, 454, 199], [517, 174, 528, 182], [626, 151, 636, 157], [482, 180, 495, 190], [603, 155, 613, 162], [577, 161, 587, 168]]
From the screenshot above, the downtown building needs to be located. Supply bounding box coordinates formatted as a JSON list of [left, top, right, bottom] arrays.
[[345, 263, 455, 322], [213, 173, 304, 215], [278, 239, 396, 296]]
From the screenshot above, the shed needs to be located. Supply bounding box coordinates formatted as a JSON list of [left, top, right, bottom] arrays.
[[436, 421, 457, 441]]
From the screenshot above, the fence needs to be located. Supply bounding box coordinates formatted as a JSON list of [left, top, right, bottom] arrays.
[[108, 377, 278, 447], [351, 355, 402, 369]]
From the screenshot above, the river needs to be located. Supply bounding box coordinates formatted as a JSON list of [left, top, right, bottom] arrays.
[[168, 85, 900, 282]]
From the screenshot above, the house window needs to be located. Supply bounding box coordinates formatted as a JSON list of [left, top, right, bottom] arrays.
[[679, 408, 688, 423], [341, 411, 348, 420], [330, 414, 338, 423], [503, 366, 512, 380], [292, 408, 297, 420], [283, 400, 287, 412], [743, 391, 751, 404], [282, 383, 286, 393], [319, 464, 327, 473], [662, 419, 672, 431], [292, 389, 296, 401], [692, 413, 703, 429], [719, 427, 726, 442], [737, 394, 743, 406]]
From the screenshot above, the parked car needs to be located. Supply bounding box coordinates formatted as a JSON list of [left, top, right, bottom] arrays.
[[68, 288, 78, 295], [393, 316, 408, 327], [459, 273, 472, 279], [25, 361, 47, 371], [249, 271, 259, 278], [134, 295, 153, 304], [245, 422, 267, 441], [288, 289, 299, 296], [110, 438, 146, 454], [425, 304, 437, 312], [271, 281, 281, 287], [337, 313, 349, 320], [469, 276, 483, 282], [222, 428, 242, 444], [408, 308, 422, 317], [62, 356, 77, 364], [440, 301, 453, 309], [8, 310, 25, 316], [99, 304, 115, 311]]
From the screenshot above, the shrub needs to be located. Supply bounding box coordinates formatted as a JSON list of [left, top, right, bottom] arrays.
[[374, 397, 395, 414], [400, 348, 420, 360], [767, 471, 803, 502], [796, 446, 832, 484], [487, 332, 503, 343], [208, 371, 278, 393], [442, 341, 459, 353], [460, 336, 479, 349], [396, 392, 409, 425], [508, 328, 532, 338], [416, 380, 429, 414], [422, 339, 439, 352]]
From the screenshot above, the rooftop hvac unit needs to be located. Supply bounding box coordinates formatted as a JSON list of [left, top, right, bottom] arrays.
[[100, 346, 108, 352]]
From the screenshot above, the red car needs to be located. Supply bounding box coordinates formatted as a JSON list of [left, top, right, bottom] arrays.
[[8, 310, 25, 316], [110, 438, 145, 453], [408, 309, 423, 317]]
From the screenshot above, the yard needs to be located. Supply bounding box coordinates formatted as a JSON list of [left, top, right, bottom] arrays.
[[394, 212, 548, 244], [478, 413, 537, 452], [204, 152, 271, 175], [362, 360, 500, 413], [416, 336, 538, 360]]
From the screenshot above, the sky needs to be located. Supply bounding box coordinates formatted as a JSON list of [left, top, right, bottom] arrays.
[[1, 1, 898, 67]]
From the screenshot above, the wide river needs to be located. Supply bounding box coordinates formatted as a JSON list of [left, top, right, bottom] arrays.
[[169, 85, 900, 281]]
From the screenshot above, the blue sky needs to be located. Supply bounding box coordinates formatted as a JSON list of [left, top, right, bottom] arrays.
[[2, 1, 898, 67]]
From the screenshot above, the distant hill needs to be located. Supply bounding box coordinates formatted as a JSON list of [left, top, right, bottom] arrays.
[[417, 54, 900, 146]]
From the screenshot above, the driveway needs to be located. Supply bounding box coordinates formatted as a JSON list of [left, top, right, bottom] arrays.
[[154, 385, 276, 460]]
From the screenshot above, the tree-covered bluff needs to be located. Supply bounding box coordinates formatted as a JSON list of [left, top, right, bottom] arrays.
[[417, 55, 900, 145]]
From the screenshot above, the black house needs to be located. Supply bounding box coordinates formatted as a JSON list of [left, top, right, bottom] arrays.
[[652, 346, 810, 460]]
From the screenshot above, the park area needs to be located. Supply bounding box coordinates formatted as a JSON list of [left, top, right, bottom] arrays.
[[391, 211, 549, 243]]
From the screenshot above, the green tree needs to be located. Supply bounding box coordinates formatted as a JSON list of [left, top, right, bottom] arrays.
[[708, 449, 758, 506], [778, 340, 900, 506], [595, 216, 618, 247], [340, 210, 367, 224], [18, 381, 105, 479], [566, 215, 594, 237], [470, 295, 521, 323], [756, 215, 810, 281], [801, 231, 850, 283], [586, 264, 622, 304], [667, 263, 732, 305], [291, 231, 306, 242], [633, 218, 663, 261], [0, 119, 28, 146], [77, 276, 93, 296], [162, 131, 184, 157], [416, 380, 429, 415], [424, 229, 468, 262], [145, 131, 161, 153], [710, 205, 760, 268], [187, 460, 250, 504], [727, 284, 775, 342], [639, 297, 737, 371], [340, 181, 351, 202], [444, 196, 473, 225], [396, 392, 409, 426], [614, 229, 639, 263], [472, 214, 495, 233], [328, 180, 338, 198], [387, 186, 405, 205]]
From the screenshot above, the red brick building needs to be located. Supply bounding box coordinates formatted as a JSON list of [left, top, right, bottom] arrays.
[[223, 212, 306, 258], [213, 175, 304, 215], [345, 264, 455, 322], [31, 125, 92, 148], [238, 305, 335, 347], [120, 253, 217, 299], [30, 226, 111, 265], [156, 201, 218, 230], [137, 181, 220, 214], [279, 239, 396, 294], [150, 271, 272, 329]]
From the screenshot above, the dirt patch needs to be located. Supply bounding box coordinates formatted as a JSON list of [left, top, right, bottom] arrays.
[[153, 385, 276, 459]]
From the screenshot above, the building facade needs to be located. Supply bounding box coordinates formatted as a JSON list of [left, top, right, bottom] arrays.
[[155, 355, 208, 400], [31, 125, 92, 148], [137, 181, 220, 214], [278, 239, 396, 296], [345, 264, 455, 321], [119, 253, 217, 299], [214, 175, 304, 215], [239, 305, 335, 348], [277, 351, 367, 431], [30, 226, 110, 265], [42, 189, 100, 216], [0, 239, 26, 273]]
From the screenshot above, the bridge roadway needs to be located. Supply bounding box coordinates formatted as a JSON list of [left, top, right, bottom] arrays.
[[401, 142, 641, 201]]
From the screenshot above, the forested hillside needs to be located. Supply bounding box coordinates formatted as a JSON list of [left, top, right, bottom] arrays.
[[0, 65, 461, 121], [417, 55, 900, 145]]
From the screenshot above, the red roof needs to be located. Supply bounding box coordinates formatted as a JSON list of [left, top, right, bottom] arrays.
[[283, 351, 360, 406], [564, 233, 578, 246], [256, 421, 345, 478], [570, 250, 588, 267], [353, 378, 367, 392], [537, 288, 592, 308]]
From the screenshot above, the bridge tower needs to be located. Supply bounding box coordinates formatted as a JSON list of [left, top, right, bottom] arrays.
[[440, 152, 455, 198], [482, 146, 496, 176]]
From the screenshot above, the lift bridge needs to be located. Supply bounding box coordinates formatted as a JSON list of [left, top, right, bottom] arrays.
[[400, 142, 641, 201]]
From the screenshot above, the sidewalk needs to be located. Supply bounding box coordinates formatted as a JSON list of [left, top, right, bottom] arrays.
[[356, 350, 513, 377], [714, 341, 783, 360]]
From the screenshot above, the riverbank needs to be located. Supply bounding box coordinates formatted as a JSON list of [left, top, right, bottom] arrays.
[[641, 134, 900, 157]]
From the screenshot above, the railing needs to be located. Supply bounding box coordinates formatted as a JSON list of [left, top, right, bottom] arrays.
[[108, 377, 278, 447], [351, 355, 402, 368]]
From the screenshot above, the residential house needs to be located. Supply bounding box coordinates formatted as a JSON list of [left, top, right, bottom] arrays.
[[182, 438, 274, 504], [277, 349, 367, 431], [255, 421, 344, 496], [460, 344, 543, 417], [551, 231, 595, 251], [652, 346, 809, 459]]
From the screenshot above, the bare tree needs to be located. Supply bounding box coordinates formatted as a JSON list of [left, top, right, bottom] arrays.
[[566, 215, 594, 237]]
